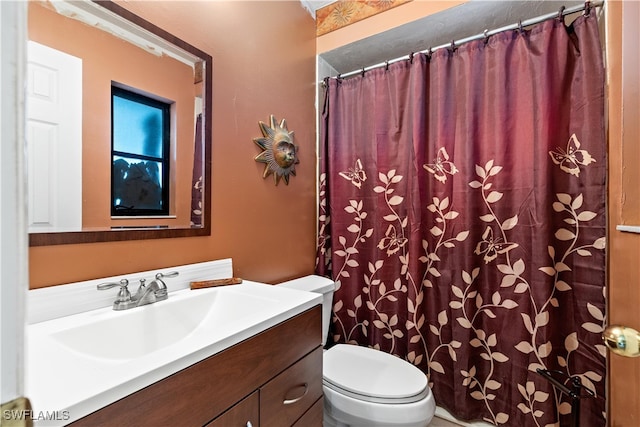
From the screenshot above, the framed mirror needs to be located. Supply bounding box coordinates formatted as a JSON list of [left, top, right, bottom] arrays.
[[27, 0, 211, 246]]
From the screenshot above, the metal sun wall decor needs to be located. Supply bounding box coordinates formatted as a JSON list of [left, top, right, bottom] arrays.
[[253, 115, 299, 185]]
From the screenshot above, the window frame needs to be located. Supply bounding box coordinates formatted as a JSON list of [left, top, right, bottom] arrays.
[[110, 85, 171, 217]]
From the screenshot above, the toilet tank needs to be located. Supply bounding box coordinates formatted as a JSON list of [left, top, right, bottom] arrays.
[[277, 275, 335, 346]]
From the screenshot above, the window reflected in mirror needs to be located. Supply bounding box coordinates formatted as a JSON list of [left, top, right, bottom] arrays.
[[111, 86, 170, 216]]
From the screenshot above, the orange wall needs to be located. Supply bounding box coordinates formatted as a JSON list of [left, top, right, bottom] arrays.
[[29, 1, 318, 288], [29, 2, 196, 230]]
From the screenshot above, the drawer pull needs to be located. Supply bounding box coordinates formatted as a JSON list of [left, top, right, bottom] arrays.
[[283, 382, 308, 405], [246, 422, 253, 427]]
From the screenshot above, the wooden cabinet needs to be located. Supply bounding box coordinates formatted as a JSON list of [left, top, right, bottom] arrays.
[[293, 397, 323, 427], [206, 391, 259, 427], [70, 306, 322, 427]]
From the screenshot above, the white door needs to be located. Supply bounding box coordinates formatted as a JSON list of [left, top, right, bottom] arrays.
[[26, 41, 82, 232]]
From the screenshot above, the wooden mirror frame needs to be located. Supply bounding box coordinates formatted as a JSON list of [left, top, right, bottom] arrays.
[[29, 0, 212, 246]]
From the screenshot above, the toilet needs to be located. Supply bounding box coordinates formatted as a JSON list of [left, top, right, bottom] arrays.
[[278, 275, 436, 427]]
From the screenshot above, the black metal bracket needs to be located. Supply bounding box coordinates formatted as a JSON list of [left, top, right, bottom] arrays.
[[536, 369, 595, 427]]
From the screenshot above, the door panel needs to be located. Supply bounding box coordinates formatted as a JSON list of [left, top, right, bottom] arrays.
[[607, 1, 640, 426], [27, 41, 82, 232]]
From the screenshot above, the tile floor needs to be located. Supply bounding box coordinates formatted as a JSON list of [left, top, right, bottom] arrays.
[[430, 416, 464, 427]]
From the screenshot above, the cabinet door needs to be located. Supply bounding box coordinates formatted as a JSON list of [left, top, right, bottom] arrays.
[[206, 391, 259, 427], [292, 397, 323, 427], [260, 347, 323, 426]]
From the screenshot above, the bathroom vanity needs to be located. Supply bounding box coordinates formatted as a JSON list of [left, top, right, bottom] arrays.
[[26, 260, 323, 427], [70, 307, 322, 427]]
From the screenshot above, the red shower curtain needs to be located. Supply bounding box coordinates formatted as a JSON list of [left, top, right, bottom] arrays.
[[190, 113, 203, 227], [316, 13, 605, 426]]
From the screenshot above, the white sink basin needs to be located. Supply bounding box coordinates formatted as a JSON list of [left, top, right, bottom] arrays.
[[26, 281, 322, 426], [52, 287, 273, 360]]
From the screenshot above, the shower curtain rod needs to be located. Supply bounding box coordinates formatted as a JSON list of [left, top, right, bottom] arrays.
[[328, 0, 604, 81]]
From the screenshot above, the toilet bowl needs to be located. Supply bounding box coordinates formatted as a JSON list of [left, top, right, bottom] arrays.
[[278, 275, 436, 427]]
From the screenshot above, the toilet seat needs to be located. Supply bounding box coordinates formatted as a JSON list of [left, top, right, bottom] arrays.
[[323, 344, 429, 404]]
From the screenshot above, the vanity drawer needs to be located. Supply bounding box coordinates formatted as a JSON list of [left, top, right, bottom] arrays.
[[206, 391, 259, 427], [259, 346, 323, 426]]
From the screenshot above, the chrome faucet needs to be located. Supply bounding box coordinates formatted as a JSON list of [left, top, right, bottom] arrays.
[[98, 271, 179, 310], [134, 272, 174, 306]]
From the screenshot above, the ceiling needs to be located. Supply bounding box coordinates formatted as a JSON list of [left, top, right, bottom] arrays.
[[299, 0, 336, 18], [313, 0, 585, 75]]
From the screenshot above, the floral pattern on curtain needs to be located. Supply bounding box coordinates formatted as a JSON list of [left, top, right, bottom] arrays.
[[316, 14, 605, 427]]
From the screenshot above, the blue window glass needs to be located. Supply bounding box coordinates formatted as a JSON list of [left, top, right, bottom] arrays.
[[113, 96, 163, 158], [111, 86, 170, 216]]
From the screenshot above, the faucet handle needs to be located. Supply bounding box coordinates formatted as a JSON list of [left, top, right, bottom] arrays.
[[97, 279, 132, 303], [97, 278, 129, 291], [155, 271, 179, 279]]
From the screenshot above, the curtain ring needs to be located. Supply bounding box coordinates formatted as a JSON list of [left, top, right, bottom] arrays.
[[361, 67, 365, 77], [557, 5, 566, 21], [483, 29, 490, 44], [385, 61, 390, 71], [409, 52, 415, 64], [449, 39, 456, 52], [584, 0, 592, 16], [518, 19, 524, 33], [427, 47, 433, 59]]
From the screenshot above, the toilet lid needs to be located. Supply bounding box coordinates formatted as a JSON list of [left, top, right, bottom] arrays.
[[323, 344, 429, 404]]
